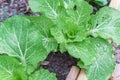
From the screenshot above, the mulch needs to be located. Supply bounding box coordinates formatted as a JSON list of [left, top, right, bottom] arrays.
[[0, 0, 40, 23]]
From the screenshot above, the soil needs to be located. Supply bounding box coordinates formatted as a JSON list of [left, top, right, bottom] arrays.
[[42, 52, 78, 80], [0, 0, 40, 23], [0, 0, 120, 80], [111, 42, 120, 63], [115, 46, 120, 63]]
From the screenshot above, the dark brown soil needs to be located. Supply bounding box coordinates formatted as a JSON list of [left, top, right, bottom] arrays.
[[0, 0, 40, 23], [42, 52, 78, 80]]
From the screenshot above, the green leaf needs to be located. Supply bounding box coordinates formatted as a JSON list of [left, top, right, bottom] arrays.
[[77, 60, 89, 69], [50, 0, 93, 44], [28, 0, 63, 20], [50, 26, 66, 43], [85, 38, 115, 80], [29, 68, 57, 80], [60, 43, 67, 53], [66, 38, 97, 65], [66, 0, 93, 25], [0, 16, 48, 74], [77, 38, 115, 80], [94, 0, 108, 6], [51, 20, 87, 43], [0, 56, 27, 80], [28, 16, 58, 53], [88, 7, 120, 45]]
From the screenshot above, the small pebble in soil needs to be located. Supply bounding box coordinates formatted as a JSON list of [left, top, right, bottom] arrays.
[[42, 52, 79, 80]]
